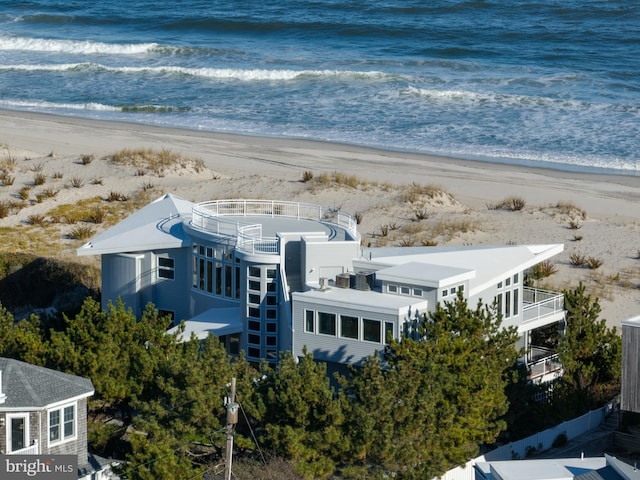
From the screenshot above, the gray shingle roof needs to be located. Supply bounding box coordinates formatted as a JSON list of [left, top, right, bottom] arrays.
[[0, 358, 94, 409]]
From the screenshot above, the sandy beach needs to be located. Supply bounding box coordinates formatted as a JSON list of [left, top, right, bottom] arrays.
[[1, 109, 639, 329]]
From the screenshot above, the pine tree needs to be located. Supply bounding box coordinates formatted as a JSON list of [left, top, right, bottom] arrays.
[[555, 283, 621, 413], [345, 294, 519, 479]]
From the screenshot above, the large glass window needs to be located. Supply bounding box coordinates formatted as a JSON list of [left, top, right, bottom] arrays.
[[158, 256, 175, 280], [340, 315, 359, 339], [318, 312, 336, 336], [363, 319, 381, 343]]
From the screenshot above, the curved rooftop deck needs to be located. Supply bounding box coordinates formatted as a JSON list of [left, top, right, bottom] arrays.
[[189, 199, 359, 254]]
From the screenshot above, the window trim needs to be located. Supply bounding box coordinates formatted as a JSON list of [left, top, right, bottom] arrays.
[[48, 402, 77, 448], [157, 256, 175, 280], [7, 413, 29, 453]]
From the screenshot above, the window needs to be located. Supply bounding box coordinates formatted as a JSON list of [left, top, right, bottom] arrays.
[[506, 277, 511, 287], [505, 291, 511, 318], [266, 322, 277, 333], [388, 284, 398, 293], [249, 266, 261, 278], [248, 293, 261, 305], [249, 280, 260, 291], [228, 334, 240, 355], [305, 310, 315, 333], [267, 282, 277, 292], [413, 288, 423, 297], [266, 309, 277, 319], [266, 268, 277, 279], [442, 289, 448, 297], [513, 288, 519, 315], [400, 286, 410, 295], [363, 319, 381, 343], [266, 295, 277, 306], [158, 257, 175, 279], [49, 403, 76, 446], [318, 312, 336, 336], [513, 273, 519, 284], [248, 334, 260, 345], [248, 307, 260, 318], [384, 322, 394, 343], [266, 336, 277, 346], [248, 347, 260, 359], [248, 320, 261, 332], [340, 315, 359, 339]]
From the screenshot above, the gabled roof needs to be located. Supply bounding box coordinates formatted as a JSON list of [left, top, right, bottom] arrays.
[[0, 357, 94, 410], [356, 244, 563, 296], [77, 193, 194, 256]]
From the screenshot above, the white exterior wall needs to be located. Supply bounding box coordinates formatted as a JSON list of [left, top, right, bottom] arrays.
[[293, 294, 429, 365], [101, 253, 146, 314], [301, 236, 360, 286]]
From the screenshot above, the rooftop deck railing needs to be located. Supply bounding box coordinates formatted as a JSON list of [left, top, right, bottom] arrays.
[[190, 200, 358, 255], [522, 286, 564, 323]]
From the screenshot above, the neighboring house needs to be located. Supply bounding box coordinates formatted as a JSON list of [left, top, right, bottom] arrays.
[[78, 195, 565, 380], [621, 314, 640, 416], [474, 454, 640, 480], [0, 357, 111, 479]]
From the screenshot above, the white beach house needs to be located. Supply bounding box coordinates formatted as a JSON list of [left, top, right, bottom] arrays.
[[78, 194, 565, 381]]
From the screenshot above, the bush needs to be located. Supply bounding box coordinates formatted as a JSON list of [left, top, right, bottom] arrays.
[[552, 432, 568, 448], [302, 170, 314, 182]]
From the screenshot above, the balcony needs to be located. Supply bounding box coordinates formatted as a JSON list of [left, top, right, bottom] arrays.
[[6, 441, 39, 455], [521, 287, 565, 329], [527, 346, 563, 383], [190, 200, 358, 254]]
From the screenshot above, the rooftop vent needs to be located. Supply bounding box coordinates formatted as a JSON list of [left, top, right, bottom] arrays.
[[335, 273, 352, 289], [319, 277, 330, 291], [355, 271, 374, 291]]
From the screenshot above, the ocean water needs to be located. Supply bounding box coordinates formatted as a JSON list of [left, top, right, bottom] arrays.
[[0, 0, 638, 175]]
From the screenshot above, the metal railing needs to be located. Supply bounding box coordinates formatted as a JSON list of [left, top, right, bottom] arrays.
[[522, 286, 564, 323], [190, 200, 358, 255]]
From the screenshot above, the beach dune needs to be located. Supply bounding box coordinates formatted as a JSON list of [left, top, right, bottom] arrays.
[[1, 110, 639, 329]]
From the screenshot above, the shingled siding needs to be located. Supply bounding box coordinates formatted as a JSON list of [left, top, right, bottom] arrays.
[[622, 323, 640, 413], [37, 398, 89, 460]]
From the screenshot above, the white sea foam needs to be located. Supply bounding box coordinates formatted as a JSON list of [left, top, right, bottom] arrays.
[[0, 61, 387, 81], [0, 99, 120, 112], [0, 35, 157, 54]]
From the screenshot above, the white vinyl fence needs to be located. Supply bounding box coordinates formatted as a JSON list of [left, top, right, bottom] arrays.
[[437, 398, 617, 480]]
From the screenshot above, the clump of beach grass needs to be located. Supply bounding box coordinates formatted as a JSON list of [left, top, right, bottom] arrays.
[[81, 154, 94, 165], [33, 172, 46, 186], [400, 182, 447, 203], [488, 196, 526, 211], [26, 214, 46, 226], [67, 176, 84, 189], [107, 147, 205, 177], [69, 224, 95, 241]]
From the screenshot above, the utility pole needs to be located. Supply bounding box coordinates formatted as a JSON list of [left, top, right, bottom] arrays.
[[224, 377, 239, 480]]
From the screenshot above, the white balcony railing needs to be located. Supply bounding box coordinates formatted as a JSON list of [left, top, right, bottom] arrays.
[[190, 200, 358, 255], [522, 287, 564, 323], [7, 442, 39, 455]]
